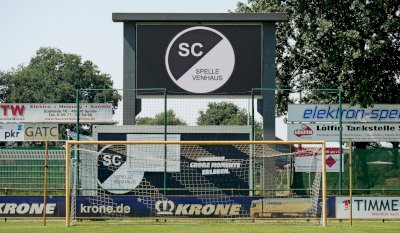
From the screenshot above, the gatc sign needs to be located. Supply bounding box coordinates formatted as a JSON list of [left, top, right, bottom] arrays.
[[24, 123, 59, 140]]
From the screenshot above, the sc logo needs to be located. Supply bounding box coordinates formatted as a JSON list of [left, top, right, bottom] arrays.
[[102, 154, 122, 166], [178, 42, 203, 57]]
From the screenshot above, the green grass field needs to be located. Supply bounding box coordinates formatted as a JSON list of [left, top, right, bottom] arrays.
[[1, 220, 400, 233]]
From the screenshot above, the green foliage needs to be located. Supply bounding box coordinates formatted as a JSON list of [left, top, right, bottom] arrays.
[[1, 47, 120, 105], [197, 102, 263, 140], [236, 0, 400, 114], [136, 109, 187, 125], [0, 47, 120, 138], [197, 102, 248, 125]]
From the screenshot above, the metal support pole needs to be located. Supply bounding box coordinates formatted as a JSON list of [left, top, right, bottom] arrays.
[[163, 89, 167, 196], [339, 91, 343, 195], [322, 141, 327, 227], [251, 90, 255, 196], [349, 139, 353, 226], [43, 139, 49, 226], [65, 142, 70, 227], [75, 90, 80, 195]]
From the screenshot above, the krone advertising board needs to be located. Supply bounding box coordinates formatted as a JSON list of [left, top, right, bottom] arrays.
[[288, 104, 400, 122], [287, 123, 400, 142]]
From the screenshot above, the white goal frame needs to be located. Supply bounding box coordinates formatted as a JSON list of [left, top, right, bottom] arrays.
[[65, 140, 327, 227]]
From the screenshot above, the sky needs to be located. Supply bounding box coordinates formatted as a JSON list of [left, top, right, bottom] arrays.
[[0, 0, 288, 140], [0, 0, 240, 89]]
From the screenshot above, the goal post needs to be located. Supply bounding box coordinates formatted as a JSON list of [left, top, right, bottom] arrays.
[[65, 140, 327, 227]]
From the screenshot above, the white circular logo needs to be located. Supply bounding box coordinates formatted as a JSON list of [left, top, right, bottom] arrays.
[[97, 145, 144, 194], [165, 26, 235, 93]]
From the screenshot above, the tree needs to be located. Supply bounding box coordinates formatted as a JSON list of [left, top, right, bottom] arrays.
[[0, 70, 11, 102], [197, 102, 262, 139], [236, 0, 400, 114], [1, 47, 120, 106], [236, 0, 400, 191], [0, 47, 120, 138], [136, 109, 187, 125]]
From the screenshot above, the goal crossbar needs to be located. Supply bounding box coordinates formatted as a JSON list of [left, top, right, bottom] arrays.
[[65, 140, 327, 227]]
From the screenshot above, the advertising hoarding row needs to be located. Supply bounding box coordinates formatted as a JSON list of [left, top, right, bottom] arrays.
[[0, 196, 400, 219], [3, 196, 398, 219], [0, 196, 336, 218]]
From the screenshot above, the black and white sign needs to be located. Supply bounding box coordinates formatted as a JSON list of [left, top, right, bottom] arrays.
[[97, 145, 144, 194], [165, 26, 235, 93], [137, 25, 261, 95]]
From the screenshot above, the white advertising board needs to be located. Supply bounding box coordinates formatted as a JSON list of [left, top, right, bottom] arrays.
[[0, 103, 113, 123], [127, 134, 181, 172], [0, 124, 24, 141], [288, 104, 400, 122], [295, 147, 342, 172], [287, 123, 400, 142], [336, 196, 400, 219]]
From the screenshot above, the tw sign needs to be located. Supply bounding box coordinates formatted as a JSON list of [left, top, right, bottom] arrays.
[[0, 104, 25, 117]]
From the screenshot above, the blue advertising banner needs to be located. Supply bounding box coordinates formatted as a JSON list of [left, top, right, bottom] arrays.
[[0, 196, 336, 218], [0, 196, 65, 217]]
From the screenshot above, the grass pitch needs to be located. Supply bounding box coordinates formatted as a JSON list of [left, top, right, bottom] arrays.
[[1, 220, 400, 233]]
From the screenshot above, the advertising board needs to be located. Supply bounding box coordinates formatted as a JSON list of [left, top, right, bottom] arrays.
[[294, 147, 343, 172], [0, 123, 24, 141], [336, 196, 400, 219], [288, 104, 400, 122], [0, 103, 113, 123], [24, 123, 59, 140], [287, 123, 400, 142]]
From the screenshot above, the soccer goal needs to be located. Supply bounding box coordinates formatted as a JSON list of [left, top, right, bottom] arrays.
[[65, 140, 327, 226]]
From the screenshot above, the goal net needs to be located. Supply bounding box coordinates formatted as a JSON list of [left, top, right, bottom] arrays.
[[65, 140, 327, 226]]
